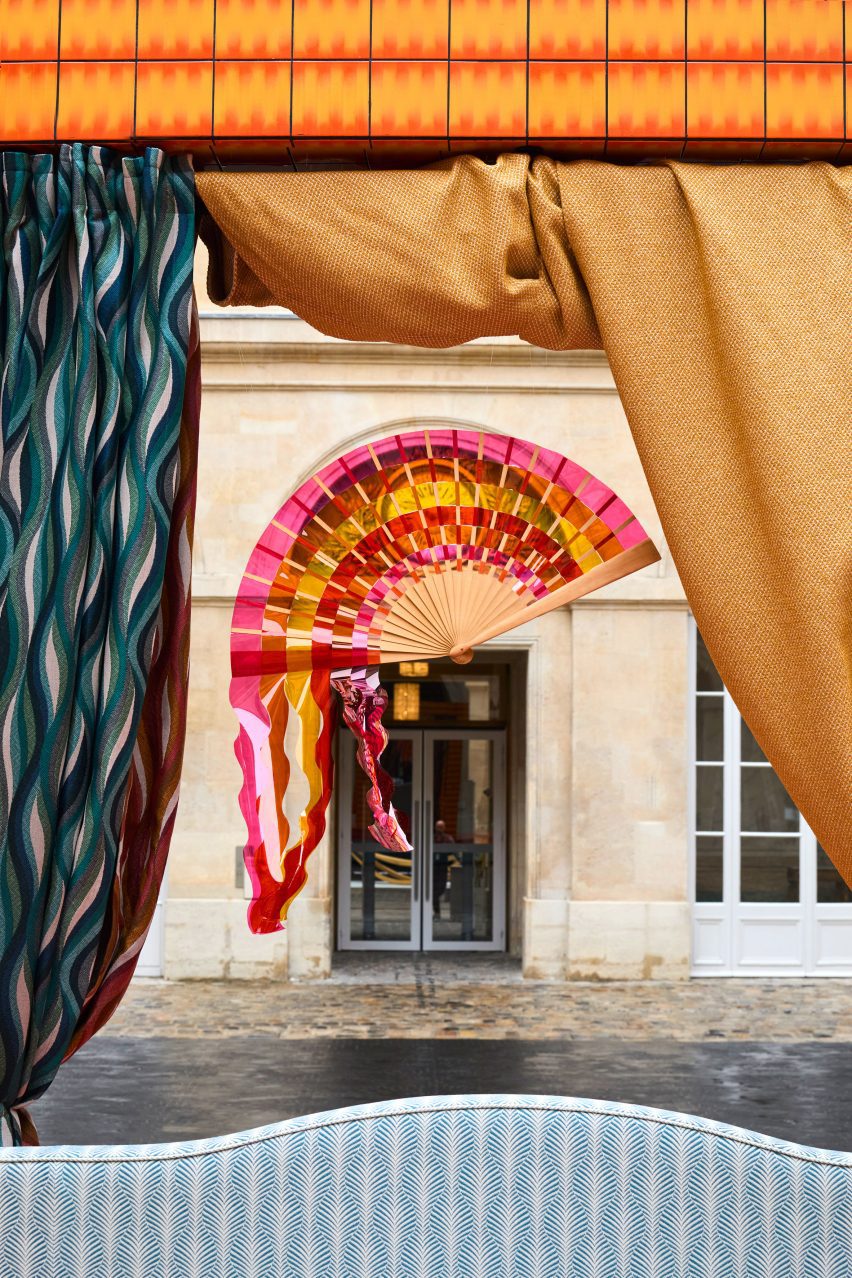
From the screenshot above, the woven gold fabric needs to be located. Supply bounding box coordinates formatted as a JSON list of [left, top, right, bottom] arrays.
[[198, 157, 852, 871]]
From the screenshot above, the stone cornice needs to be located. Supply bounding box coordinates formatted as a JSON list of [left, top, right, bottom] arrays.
[[200, 342, 615, 394], [199, 337, 610, 371]]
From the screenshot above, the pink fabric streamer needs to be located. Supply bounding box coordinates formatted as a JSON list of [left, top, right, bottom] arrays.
[[332, 674, 412, 852]]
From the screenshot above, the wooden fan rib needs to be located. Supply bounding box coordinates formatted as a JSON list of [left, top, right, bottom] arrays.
[[396, 580, 450, 646], [445, 570, 461, 647], [379, 643, 443, 663], [380, 639, 447, 666], [391, 597, 451, 654], [435, 565, 459, 643], [379, 616, 447, 650], [456, 586, 528, 650], [379, 632, 447, 658], [382, 598, 442, 646], [459, 571, 499, 643], [419, 570, 455, 646]]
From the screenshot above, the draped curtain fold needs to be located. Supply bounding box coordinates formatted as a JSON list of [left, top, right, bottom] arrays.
[[198, 156, 852, 873], [0, 145, 198, 1145]]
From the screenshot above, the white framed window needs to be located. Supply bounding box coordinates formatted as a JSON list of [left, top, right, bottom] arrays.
[[136, 872, 167, 978], [690, 620, 852, 975]]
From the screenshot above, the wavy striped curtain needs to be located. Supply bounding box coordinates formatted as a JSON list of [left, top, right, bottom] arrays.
[[0, 146, 198, 1146]]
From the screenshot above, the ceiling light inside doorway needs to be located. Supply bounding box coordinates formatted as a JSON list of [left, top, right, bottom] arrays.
[[399, 661, 429, 677], [393, 683, 421, 721]]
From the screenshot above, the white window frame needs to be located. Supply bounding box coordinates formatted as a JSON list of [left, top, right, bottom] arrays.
[[689, 618, 852, 976], [136, 871, 167, 978]]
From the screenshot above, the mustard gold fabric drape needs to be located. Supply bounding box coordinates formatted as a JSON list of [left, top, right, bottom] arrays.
[[197, 156, 852, 872]]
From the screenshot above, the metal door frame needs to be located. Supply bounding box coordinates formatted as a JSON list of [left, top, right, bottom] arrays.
[[337, 727, 506, 952], [337, 729, 423, 951], [421, 727, 506, 952]]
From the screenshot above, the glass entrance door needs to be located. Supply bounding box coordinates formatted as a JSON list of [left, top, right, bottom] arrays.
[[337, 728, 506, 952]]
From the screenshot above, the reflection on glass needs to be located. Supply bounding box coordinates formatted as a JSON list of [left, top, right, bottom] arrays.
[[696, 766, 723, 832], [431, 737, 494, 943], [696, 696, 723, 762], [817, 846, 852, 903], [741, 768, 799, 833], [696, 835, 723, 902], [740, 835, 799, 902], [696, 631, 723, 692], [741, 719, 767, 763], [348, 739, 413, 942]]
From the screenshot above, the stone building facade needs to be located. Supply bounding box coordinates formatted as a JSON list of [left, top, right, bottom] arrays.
[[139, 251, 852, 984]]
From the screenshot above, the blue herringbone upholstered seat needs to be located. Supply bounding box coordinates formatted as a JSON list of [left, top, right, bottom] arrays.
[[2, 1094, 851, 1276]]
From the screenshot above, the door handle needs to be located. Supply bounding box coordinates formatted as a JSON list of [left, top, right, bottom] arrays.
[[424, 799, 432, 903], [412, 800, 420, 902]]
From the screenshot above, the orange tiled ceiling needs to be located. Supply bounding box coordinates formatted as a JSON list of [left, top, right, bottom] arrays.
[[0, 0, 848, 162]]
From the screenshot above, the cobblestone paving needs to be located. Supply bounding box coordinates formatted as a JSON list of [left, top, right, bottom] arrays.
[[110, 956, 852, 1041]]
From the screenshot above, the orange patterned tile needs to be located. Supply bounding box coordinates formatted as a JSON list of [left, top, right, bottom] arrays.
[[0, 63, 56, 142], [369, 140, 450, 162], [540, 138, 607, 155], [292, 61, 369, 134], [762, 139, 843, 159], [529, 0, 606, 59], [372, 0, 449, 58], [0, 0, 59, 59], [215, 0, 292, 58], [293, 0, 370, 57], [137, 0, 215, 58], [135, 61, 214, 136], [766, 63, 843, 137], [608, 61, 685, 135], [766, 0, 843, 61], [682, 138, 763, 158], [608, 0, 685, 59], [59, 0, 136, 58], [214, 61, 291, 136], [686, 0, 764, 60], [606, 138, 684, 155], [371, 62, 448, 136], [687, 62, 763, 136], [212, 140, 293, 162], [57, 62, 135, 139], [449, 62, 526, 137], [451, 0, 527, 59], [528, 62, 606, 136]]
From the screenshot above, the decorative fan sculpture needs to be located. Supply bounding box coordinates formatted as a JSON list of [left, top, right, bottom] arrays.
[[231, 428, 659, 933]]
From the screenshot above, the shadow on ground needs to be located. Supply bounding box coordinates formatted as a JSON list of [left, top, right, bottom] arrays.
[[34, 1037, 852, 1150]]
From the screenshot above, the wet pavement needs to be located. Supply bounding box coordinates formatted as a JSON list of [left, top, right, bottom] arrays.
[[31, 958, 852, 1150], [35, 1036, 852, 1151]]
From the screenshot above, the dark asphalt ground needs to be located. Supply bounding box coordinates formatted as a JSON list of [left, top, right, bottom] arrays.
[[32, 1036, 852, 1151]]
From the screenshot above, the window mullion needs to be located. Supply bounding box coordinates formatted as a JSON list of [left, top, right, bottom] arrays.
[[724, 685, 739, 925]]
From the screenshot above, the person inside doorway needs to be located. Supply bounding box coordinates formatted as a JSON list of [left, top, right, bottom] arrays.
[[433, 819, 454, 919]]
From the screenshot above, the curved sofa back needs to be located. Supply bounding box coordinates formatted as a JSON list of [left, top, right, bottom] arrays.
[[2, 1094, 851, 1276]]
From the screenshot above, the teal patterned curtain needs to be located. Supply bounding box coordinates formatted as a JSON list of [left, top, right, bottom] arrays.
[[0, 146, 197, 1145]]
